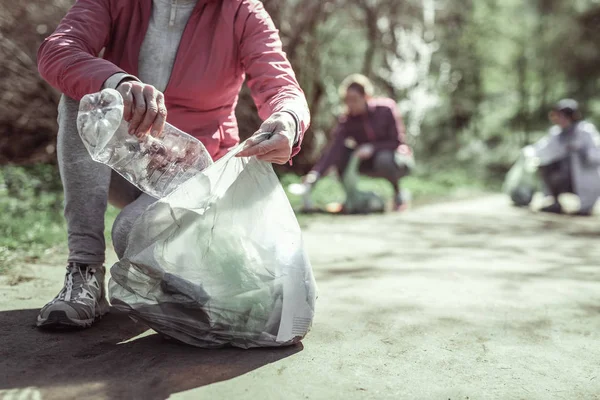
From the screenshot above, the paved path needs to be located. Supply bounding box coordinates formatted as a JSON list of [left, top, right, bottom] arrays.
[[1, 195, 600, 399]]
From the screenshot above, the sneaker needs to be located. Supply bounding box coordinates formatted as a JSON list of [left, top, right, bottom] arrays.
[[540, 202, 563, 214], [394, 203, 409, 212], [37, 263, 110, 329], [394, 191, 409, 212]]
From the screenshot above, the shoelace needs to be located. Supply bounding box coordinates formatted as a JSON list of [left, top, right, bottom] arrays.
[[57, 264, 96, 303]]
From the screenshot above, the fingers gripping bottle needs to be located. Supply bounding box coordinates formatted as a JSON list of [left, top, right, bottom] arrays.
[[76, 89, 214, 199]]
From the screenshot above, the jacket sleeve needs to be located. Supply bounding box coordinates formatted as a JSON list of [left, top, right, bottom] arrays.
[[312, 122, 348, 176], [103, 72, 140, 90], [532, 126, 568, 165], [235, 0, 310, 156], [37, 0, 125, 100], [372, 101, 406, 152]]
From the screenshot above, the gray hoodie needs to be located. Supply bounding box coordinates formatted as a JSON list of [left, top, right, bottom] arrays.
[[104, 0, 198, 91]]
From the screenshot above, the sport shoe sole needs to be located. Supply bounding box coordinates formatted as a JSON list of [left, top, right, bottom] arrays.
[[36, 299, 110, 329], [37, 311, 95, 329]]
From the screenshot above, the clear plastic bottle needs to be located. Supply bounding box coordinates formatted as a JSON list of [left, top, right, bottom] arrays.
[[77, 89, 213, 199]]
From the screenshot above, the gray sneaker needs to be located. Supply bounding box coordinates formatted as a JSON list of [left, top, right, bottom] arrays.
[[37, 263, 110, 328]]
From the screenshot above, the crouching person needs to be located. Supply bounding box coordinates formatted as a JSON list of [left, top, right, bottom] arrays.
[[536, 99, 600, 216], [302, 74, 413, 212]]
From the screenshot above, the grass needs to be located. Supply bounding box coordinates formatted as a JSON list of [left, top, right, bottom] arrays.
[[280, 166, 490, 211], [0, 164, 490, 272], [0, 165, 120, 272]]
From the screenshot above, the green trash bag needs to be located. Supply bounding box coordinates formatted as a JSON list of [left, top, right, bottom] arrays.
[[341, 148, 414, 214], [341, 150, 386, 214], [502, 146, 541, 206]]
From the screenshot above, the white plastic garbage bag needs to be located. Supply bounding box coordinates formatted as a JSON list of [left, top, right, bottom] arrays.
[[108, 139, 317, 348]]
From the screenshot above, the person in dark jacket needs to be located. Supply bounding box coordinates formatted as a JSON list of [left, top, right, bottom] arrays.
[[302, 74, 412, 211]]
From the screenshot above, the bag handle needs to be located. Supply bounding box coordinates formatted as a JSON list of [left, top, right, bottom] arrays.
[[217, 131, 276, 163], [250, 131, 276, 144]]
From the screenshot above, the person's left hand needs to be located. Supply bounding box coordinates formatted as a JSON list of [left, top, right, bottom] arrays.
[[236, 112, 296, 164], [397, 144, 412, 156], [355, 144, 375, 160]]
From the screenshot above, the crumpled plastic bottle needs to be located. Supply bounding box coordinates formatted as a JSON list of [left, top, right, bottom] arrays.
[[76, 88, 214, 199]]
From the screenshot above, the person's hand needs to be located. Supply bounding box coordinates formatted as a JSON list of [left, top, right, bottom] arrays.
[[302, 171, 320, 186], [236, 112, 296, 164], [355, 144, 374, 160], [344, 137, 358, 150], [117, 81, 167, 138], [397, 144, 412, 156]]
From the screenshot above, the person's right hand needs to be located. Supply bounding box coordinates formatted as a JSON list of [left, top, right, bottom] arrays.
[[116, 81, 167, 138], [302, 171, 320, 186]]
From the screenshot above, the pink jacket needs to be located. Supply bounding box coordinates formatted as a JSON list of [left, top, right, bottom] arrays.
[[38, 0, 310, 159]]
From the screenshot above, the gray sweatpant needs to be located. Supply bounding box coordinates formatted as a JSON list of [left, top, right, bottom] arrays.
[[57, 95, 157, 264]]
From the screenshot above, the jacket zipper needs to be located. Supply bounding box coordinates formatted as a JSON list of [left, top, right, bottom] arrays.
[[163, 1, 207, 95], [169, 0, 177, 27], [363, 116, 376, 141]]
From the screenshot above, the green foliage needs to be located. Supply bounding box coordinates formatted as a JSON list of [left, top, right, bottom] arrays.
[[5, 0, 600, 178], [0, 165, 64, 269], [414, 0, 600, 178], [0, 165, 118, 271]]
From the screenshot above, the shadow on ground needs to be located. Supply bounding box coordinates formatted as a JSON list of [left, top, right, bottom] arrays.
[[0, 308, 302, 400]]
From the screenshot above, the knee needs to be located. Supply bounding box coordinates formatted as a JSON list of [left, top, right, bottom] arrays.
[[111, 195, 156, 259], [111, 211, 136, 259], [373, 151, 402, 176], [56, 95, 89, 163], [373, 151, 395, 170], [57, 95, 80, 125], [109, 171, 142, 209]]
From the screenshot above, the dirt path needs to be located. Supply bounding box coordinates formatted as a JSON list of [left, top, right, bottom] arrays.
[[2, 195, 600, 400]]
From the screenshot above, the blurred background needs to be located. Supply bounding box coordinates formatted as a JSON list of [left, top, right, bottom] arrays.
[[1, 0, 600, 266]]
